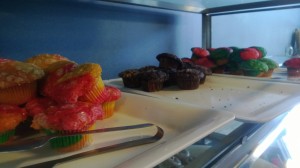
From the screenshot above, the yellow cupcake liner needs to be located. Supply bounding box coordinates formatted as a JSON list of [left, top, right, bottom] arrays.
[[101, 101, 116, 119], [81, 78, 107, 104], [0, 82, 37, 105]]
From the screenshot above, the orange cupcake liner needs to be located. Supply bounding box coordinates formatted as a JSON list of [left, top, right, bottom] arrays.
[[0, 82, 37, 105]]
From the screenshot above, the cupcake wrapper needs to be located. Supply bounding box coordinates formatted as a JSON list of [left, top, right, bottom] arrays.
[[0, 82, 37, 105], [242, 70, 264, 77], [177, 79, 200, 90], [122, 78, 141, 88], [0, 130, 15, 144], [45, 125, 95, 152], [261, 69, 274, 77], [101, 101, 116, 119], [81, 78, 107, 104], [141, 81, 164, 92], [287, 68, 300, 78]]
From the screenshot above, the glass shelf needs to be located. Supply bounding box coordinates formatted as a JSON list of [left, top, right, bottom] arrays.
[[98, 0, 300, 13]]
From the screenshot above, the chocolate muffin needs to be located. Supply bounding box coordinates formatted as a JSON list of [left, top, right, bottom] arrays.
[[138, 70, 168, 92], [118, 69, 141, 88], [139, 65, 159, 72], [159, 68, 177, 87], [156, 53, 183, 70], [176, 68, 201, 90]]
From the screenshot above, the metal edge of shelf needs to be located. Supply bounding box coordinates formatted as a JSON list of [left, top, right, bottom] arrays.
[[97, 0, 204, 13], [202, 0, 300, 16]]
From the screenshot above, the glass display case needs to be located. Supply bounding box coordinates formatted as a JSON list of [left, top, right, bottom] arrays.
[[0, 1, 299, 168]]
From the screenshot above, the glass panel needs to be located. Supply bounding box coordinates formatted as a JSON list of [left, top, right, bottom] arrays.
[[154, 120, 262, 168]]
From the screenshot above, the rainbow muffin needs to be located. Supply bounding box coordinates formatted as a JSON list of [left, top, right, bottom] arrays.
[[43, 63, 107, 104], [0, 61, 45, 105], [25, 54, 70, 70], [0, 104, 27, 144], [28, 100, 103, 152], [101, 86, 121, 119], [118, 69, 141, 88], [239, 59, 269, 77], [176, 68, 201, 90], [139, 70, 168, 92]]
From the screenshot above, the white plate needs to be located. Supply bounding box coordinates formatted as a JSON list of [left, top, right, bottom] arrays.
[[0, 92, 234, 168], [105, 74, 300, 123]]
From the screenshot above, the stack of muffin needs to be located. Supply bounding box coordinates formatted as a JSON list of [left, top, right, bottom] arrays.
[[0, 54, 121, 152], [188, 46, 279, 77], [119, 53, 210, 92]]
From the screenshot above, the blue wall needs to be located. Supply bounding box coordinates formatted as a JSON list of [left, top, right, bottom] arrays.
[[0, 0, 202, 79], [1, 1, 299, 78]]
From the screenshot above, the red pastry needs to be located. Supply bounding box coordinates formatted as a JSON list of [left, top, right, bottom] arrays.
[[240, 48, 260, 60], [0, 105, 27, 143], [30, 100, 103, 152]]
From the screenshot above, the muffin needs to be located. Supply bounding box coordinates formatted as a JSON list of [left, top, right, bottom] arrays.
[[0, 58, 13, 63], [139, 65, 159, 72], [43, 63, 107, 104], [191, 47, 210, 61], [159, 68, 177, 87], [156, 53, 183, 70], [250, 46, 267, 58], [0, 104, 27, 144], [239, 48, 260, 61], [209, 47, 232, 66], [139, 70, 168, 92], [25, 54, 70, 70], [101, 86, 121, 119], [0, 61, 45, 105], [283, 57, 300, 78], [176, 69, 201, 90], [29, 100, 103, 152], [118, 69, 141, 88], [259, 58, 279, 77], [239, 59, 269, 77]]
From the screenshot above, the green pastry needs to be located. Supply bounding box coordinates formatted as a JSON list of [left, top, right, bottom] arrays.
[[259, 58, 279, 70], [239, 60, 269, 77]]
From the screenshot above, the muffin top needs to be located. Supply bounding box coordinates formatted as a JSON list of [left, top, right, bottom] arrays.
[[0, 61, 45, 89], [156, 53, 183, 69], [25, 54, 70, 70], [42, 63, 102, 104], [0, 58, 13, 63], [283, 57, 300, 68], [259, 58, 278, 69], [191, 47, 210, 58], [31, 101, 103, 131], [139, 65, 159, 72], [0, 104, 27, 132], [139, 70, 168, 81], [104, 86, 121, 102], [57, 63, 102, 84], [118, 69, 140, 78], [239, 60, 269, 72], [26, 97, 57, 116], [177, 68, 202, 78]]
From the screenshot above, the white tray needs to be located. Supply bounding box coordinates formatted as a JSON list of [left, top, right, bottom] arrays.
[[105, 74, 300, 123], [0, 92, 234, 168]]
